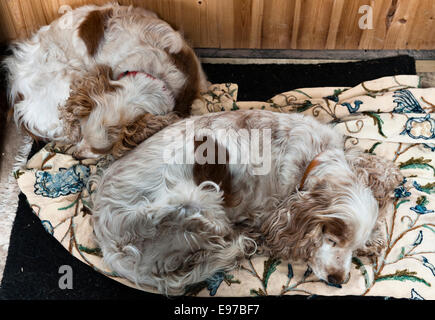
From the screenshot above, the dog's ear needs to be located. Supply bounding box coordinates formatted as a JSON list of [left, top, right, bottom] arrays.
[[345, 148, 403, 209], [60, 64, 119, 143], [78, 8, 113, 56], [261, 181, 336, 260], [104, 112, 181, 158]]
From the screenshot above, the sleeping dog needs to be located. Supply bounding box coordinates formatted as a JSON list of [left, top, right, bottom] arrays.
[[4, 3, 207, 159], [90, 110, 402, 295]]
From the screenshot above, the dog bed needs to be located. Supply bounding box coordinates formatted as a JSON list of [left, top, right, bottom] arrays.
[[12, 74, 435, 299]]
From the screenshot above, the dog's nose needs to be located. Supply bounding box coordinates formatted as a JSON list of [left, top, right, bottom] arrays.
[[327, 273, 344, 285]]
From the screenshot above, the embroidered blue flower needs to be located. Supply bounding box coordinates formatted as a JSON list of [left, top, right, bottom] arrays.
[[410, 205, 434, 215], [394, 185, 411, 198], [324, 89, 346, 102], [205, 271, 226, 296], [34, 165, 90, 198], [400, 114, 435, 140], [393, 89, 425, 113], [325, 95, 339, 102], [340, 100, 363, 113]]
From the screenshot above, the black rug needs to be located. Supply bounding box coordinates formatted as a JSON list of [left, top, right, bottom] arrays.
[[0, 55, 416, 303]]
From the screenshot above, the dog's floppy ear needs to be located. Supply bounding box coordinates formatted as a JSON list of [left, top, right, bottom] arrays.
[[60, 64, 120, 143], [78, 8, 113, 56], [345, 148, 403, 209], [261, 180, 339, 260], [106, 112, 181, 158]]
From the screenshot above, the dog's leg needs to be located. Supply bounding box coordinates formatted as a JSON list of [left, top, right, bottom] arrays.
[[152, 234, 251, 295], [356, 221, 386, 261]]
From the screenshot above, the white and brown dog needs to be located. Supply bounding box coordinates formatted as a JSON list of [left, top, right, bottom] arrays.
[[90, 110, 402, 295], [4, 3, 208, 158]]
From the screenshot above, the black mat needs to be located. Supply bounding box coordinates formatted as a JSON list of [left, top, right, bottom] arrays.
[[0, 55, 416, 303]]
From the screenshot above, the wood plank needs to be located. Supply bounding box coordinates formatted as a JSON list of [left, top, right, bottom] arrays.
[[0, 0, 434, 49], [290, 0, 302, 49], [325, 0, 346, 49]]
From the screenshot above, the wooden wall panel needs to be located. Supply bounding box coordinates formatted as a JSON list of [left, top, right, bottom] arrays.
[[0, 0, 433, 49]]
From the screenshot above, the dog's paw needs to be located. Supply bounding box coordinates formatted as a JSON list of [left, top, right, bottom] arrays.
[[356, 238, 386, 262]]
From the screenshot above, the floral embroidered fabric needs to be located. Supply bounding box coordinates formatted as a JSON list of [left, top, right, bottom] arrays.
[[15, 75, 435, 298]]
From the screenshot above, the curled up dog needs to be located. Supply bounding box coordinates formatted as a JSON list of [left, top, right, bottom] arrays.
[[89, 110, 403, 295], [3, 3, 208, 159]]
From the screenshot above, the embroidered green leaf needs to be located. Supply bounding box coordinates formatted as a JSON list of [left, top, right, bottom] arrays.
[[333, 88, 346, 96], [81, 199, 91, 208], [250, 288, 266, 296], [418, 182, 435, 194], [398, 247, 406, 259], [396, 199, 410, 209], [262, 257, 281, 289], [365, 141, 382, 154], [423, 224, 435, 234], [399, 157, 435, 176], [231, 102, 240, 111], [375, 269, 431, 287], [78, 244, 102, 256], [416, 196, 429, 206], [362, 111, 387, 138], [58, 199, 78, 211], [293, 89, 312, 99], [352, 257, 371, 289], [296, 100, 313, 113], [13, 169, 25, 179], [223, 274, 241, 286]]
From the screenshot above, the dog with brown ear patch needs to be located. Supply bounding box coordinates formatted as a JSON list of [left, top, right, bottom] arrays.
[[89, 109, 403, 294], [3, 2, 208, 159]]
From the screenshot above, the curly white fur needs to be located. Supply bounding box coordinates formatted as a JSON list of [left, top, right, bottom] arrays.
[[3, 2, 207, 158], [90, 110, 403, 295]]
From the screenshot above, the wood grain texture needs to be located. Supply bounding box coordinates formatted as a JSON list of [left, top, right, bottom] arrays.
[[0, 0, 433, 49]]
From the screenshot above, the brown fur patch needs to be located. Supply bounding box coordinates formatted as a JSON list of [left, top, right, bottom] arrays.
[[97, 112, 181, 158], [261, 179, 351, 260], [193, 135, 241, 208], [61, 64, 120, 142], [323, 218, 349, 244], [78, 9, 113, 56], [167, 46, 201, 117]]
